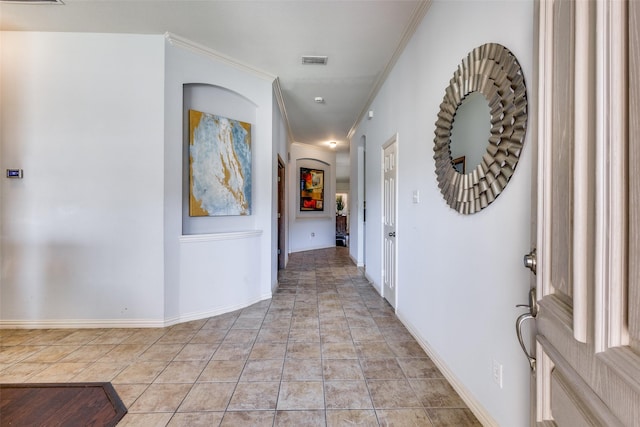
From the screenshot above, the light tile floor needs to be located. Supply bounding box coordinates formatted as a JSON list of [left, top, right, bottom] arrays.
[[0, 247, 481, 426]]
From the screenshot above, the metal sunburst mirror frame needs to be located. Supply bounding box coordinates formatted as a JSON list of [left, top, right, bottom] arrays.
[[433, 43, 528, 214]]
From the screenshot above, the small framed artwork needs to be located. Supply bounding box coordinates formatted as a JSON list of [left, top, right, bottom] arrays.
[[452, 156, 466, 174], [300, 168, 324, 211]]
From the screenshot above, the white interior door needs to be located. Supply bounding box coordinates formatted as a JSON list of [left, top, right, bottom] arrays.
[[382, 136, 397, 309], [532, 1, 640, 425]]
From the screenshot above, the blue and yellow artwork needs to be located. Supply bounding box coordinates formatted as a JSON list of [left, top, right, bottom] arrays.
[[189, 110, 252, 216]]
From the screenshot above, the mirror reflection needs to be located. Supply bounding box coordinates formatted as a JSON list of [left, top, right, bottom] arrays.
[[449, 91, 491, 174]]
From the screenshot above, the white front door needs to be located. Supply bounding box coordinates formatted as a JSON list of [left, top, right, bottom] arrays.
[[531, 1, 640, 425], [382, 136, 397, 309]]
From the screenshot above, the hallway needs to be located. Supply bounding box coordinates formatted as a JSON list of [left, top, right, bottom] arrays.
[[0, 248, 480, 426]]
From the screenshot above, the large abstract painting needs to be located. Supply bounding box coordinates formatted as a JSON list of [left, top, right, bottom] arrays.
[[189, 110, 252, 216], [300, 168, 324, 211]]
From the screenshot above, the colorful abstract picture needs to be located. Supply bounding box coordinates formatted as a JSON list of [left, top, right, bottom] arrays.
[[189, 110, 252, 216], [300, 168, 324, 211]]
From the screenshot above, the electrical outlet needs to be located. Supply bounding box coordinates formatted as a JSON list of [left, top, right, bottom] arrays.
[[492, 359, 503, 389]]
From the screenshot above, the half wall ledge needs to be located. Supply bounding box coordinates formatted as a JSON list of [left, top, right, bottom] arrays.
[[179, 230, 263, 243]]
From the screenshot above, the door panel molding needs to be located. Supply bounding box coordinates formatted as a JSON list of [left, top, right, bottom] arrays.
[[571, 0, 594, 344], [536, 0, 555, 300], [595, 0, 629, 353], [537, 333, 635, 426], [536, 344, 554, 421], [550, 362, 623, 427], [626, 0, 640, 352]]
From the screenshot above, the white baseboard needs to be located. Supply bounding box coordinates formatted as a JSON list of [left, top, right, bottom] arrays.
[[364, 271, 381, 295], [0, 318, 166, 329], [0, 293, 274, 329], [348, 253, 364, 267], [164, 292, 273, 327], [289, 244, 336, 253], [396, 312, 499, 427]]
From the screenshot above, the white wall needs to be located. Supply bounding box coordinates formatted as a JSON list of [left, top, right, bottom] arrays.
[[0, 32, 166, 325], [163, 36, 275, 323], [0, 32, 278, 327], [288, 142, 336, 253], [350, 1, 533, 425], [349, 137, 366, 267]]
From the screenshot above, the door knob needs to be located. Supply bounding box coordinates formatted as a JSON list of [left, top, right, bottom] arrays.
[[523, 248, 537, 275], [388, 232, 396, 237]]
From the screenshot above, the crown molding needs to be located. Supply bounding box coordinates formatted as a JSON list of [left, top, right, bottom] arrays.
[[273, 77, 295, 146], [347, 0, 432, 140], [165, 32, 276, 82]]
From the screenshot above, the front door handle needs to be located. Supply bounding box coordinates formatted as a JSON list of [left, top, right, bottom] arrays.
[[516, 312, 536, 371], [515, 287, 537, 371], [388, 232, 396, 237]]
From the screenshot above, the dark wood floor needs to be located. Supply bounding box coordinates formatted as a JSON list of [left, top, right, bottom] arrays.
[[0, 382, 126, 427]]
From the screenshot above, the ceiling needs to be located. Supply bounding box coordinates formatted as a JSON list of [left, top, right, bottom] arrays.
[[0, 0, 429, 179]]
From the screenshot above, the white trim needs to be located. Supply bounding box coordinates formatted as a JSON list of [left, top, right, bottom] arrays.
[[572, 1, 592, 343], [163, 293, 273, 327], [536, 341, 555, 421], [164, 32, 276, 82], [0, 293, 274, 330], [0, 318, 166, 329], [594, 0, 629, 353], [349, 253, 364, 268], [572, 0, 590, 343], [273, 78, 295, 146], [536, 0, 555, 418], [0, 0, 64, 4], [397, 312, 498, 427], [180, 230, 262, 243], [364, 270, 380, 295], [288, 244, 336, 253], [537, 0, 554, 300]]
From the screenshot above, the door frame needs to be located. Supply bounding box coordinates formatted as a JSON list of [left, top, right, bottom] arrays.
[[357, 136, 367, 268]]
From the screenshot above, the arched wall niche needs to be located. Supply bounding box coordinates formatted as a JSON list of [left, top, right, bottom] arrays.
[[296, 157, 332, 220], [182, 83, 258, 234]]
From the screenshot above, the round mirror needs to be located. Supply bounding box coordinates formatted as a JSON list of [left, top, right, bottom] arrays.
[[433, 43, 528, 214], [449, 91, 492, 175]]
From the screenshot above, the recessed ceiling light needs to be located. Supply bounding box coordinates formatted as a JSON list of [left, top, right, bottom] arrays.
[[314, 97, 324, 103], [329, 141, 337, 148], [302, 56, 328, 65]]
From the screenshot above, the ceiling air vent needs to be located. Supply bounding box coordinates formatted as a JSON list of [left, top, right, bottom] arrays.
[[301, 56, 328, 65]]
